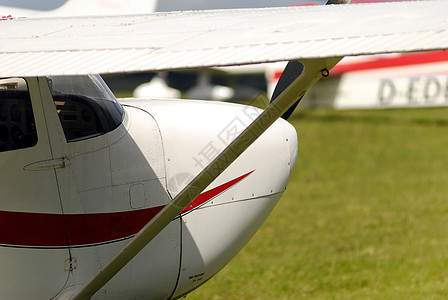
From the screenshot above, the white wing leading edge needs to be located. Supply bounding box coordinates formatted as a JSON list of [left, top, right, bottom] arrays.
[[1, 0, 447, 77]]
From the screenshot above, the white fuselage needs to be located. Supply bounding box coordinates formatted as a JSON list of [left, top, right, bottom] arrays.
[[0, 75, 297, 299]]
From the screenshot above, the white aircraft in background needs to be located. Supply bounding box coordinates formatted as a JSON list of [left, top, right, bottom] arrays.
[[292, 49, 448, 109], [0, 1, 447, 299], [0, 0, 157, 17], [266, 0, 447, 110]]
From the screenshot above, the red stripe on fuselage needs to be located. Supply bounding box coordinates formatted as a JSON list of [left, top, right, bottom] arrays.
[[0, 171, 254, 247], [0, 206, 164, 247], [181, 170, 254, 214]]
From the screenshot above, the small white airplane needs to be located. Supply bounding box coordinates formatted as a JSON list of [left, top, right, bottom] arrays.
[[0, 0, 447, 299], [297, 50, 448, 109], [265, 0, 447, 110]]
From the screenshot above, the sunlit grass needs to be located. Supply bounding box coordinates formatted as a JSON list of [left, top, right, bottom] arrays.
[[188, 107, 448, 299]]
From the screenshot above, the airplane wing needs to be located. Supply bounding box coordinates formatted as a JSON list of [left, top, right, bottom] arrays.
[[1, 0, 447, 77]]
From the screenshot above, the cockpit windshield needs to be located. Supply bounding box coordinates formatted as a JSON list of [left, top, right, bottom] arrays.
[[47, 75, 123, 142]]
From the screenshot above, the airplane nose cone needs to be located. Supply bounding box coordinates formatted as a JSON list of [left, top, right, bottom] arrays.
[[120, 98, 298, 297]]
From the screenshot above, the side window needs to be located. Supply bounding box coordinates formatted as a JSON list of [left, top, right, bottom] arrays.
[[0, 78, 38, 152], [47, 75, 123, 142]]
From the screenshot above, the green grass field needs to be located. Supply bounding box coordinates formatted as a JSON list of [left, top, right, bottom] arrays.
[[187, 107, 448, 299]]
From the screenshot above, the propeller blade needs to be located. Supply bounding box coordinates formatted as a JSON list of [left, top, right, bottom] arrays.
[[270, 61, 304, 120], [270, 0, 351, 120]]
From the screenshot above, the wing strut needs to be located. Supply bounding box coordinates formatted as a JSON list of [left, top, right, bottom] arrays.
[[69, 56, 341, 300]]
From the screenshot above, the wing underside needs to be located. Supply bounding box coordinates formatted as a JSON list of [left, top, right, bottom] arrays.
[[1, 0, 447, 77]]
